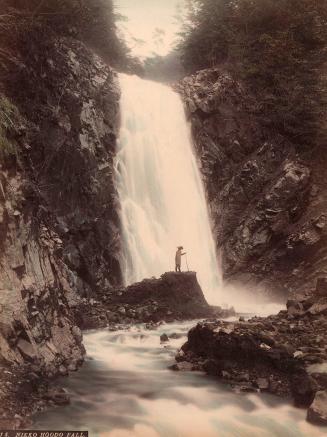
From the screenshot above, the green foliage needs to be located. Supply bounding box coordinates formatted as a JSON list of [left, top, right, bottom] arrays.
[[2, 0, 134, 70], [143, 51, 184, 83], [0, 95, 19, 160], [179, 0, 327, 149]]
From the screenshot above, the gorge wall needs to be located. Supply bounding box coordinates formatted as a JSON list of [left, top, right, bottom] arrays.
[[0, 13, 122, 413], [179, 68, 327, 299]]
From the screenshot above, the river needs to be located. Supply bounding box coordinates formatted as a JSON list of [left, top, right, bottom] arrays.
[[34, 321, 325, 437]]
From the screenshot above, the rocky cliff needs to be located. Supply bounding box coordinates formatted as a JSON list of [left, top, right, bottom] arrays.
[[0, 17, 122, 425], [179, 68, 327, 299]]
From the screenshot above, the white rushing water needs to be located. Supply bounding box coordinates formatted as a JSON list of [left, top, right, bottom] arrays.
[[114, 74, 221, 304], [34, 323, 325, 437]]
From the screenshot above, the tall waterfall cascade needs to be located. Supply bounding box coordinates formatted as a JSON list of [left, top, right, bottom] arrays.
[[114, 74, 221, 304]]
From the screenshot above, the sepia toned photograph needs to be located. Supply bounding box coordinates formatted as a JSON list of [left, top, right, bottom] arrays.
[[0, 0, 326, 435]]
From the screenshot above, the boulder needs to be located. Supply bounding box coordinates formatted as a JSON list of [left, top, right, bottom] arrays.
[[173, 304, 327, 416], [160, 333, 169, 343], [307, 391, 327, 426], [17, 339, 36, 361], [256, 378, 269, 391], [286, 300, 304, 316], [74, 272, 235, 328], [44, 387, 70, 406], [170, 361, 194, 372], [307, 299, 327, 316], [175, 350, 185, 362], [169, 333, 184, 340]]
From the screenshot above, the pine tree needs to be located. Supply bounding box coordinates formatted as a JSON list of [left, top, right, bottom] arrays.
[[178, 0, 327, 149]]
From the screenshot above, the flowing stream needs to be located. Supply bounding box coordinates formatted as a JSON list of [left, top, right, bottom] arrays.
[[34, 322, 325, 437], [114, 74, 221, 304]]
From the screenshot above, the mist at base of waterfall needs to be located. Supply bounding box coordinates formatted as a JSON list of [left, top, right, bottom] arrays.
[[33, 322, 325, 437], [219, 282, 286, 316]]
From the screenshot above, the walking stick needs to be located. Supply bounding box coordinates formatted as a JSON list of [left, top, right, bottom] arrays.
[[185, 253, 190, 272]]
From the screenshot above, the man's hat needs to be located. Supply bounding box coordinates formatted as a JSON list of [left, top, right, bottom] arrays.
[[178, 246, 183, 249]]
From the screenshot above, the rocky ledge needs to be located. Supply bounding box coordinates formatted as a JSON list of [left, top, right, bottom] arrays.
[[73, 272, 235, 329], [172, 280, 327, 426]]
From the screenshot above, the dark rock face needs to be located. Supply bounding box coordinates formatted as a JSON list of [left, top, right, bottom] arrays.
[[316, 278, 327, 298], [174, 293, 327, 421], [8, 32, 122, 293], [1, 33, 120, 365], [73, 272, 235, 329], [178, 68, 327, 298], [0, 28, 121, 425]]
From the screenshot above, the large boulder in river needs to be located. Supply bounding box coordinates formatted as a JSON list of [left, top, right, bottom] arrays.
[[74, 272, 234, 328], [173, 293, 327, 423], [111, 271, 228, 321]]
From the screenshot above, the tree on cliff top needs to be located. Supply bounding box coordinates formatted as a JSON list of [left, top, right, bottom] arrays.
[[1, 0, 139, 71], [178, 0, 327, 150]]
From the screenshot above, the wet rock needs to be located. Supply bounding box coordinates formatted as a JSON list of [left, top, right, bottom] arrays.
[[311, 372, 327, 390], [170, 361, 194, 372], [237, 384, 258, 393], [67, 363, 78, 372], [160, 333, 169, 343], [234, 372, 250, 382], [286, 300, 304, 316], [202, 359, 219, 376], [71, 326, 83, 343], [145, 322, 157, 330], [293, 350, 304, 359], [175, 350, 185, 362], [256, 378, 269, 391], [44, 387, 70, 406], [307, 391, 327, 426], [169, 332, 184, 339], [74, 272, 235, 329], [173, 294, 327, 421]]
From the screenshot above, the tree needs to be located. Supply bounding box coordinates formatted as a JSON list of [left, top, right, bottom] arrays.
[[178, 0, 327, 149], [1, 0, 133, 69]]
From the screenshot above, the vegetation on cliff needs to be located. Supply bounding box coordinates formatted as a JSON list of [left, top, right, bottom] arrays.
[[1, 0, 137, 71], [179, 0, 327, 149]]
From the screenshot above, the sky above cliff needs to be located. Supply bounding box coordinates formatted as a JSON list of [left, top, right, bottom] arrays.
[[115, 0, 184, 59]]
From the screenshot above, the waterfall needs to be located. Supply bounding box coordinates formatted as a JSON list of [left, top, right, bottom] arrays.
[[114, 74, 221, 304]]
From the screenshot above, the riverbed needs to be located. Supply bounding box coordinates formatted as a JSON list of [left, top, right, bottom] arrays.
[[33, 320, 326, 437]]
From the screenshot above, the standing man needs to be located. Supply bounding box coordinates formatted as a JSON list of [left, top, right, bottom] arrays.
[[175, 246, 186, 272]]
